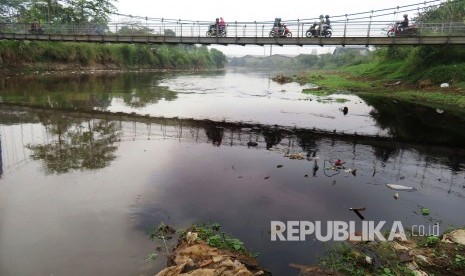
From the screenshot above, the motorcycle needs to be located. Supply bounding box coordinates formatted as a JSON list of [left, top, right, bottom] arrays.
[[29, 24, 44, 35], [387, 22, 418, 37], [306, 23, 332, 38], [269, 24, 292, 38], [206, 24, 227, 37]]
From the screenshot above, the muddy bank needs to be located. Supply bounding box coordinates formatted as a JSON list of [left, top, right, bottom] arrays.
[[152, 224, 269, 276], [313, 229, 465, 276], [276, 71, 465, 112]]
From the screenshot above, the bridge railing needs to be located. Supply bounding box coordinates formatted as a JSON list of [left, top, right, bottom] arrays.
[[1, 21, 465, 39]]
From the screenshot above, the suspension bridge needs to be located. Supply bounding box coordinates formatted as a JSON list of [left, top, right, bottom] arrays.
[[1, 0, 465, 46]]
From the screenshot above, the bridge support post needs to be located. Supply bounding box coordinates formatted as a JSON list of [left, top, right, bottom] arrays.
[[366, 14, 372, 46], [342, 15, 348, 46]]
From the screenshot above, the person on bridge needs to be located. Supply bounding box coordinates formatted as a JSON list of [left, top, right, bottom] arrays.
[[398, 14, 409, 32], [323, 15, 331, 31], [219, 17, 226, 30]]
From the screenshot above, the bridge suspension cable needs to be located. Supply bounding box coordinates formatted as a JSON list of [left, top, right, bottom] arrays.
[[111, 0, 449, 25]]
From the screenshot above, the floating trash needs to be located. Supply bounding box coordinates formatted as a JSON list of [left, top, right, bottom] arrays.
[[349, 207, 366, 220], [386, 184, 418, 191], [421, 208, 430, 216], [277, 165, 283, 168], [394, 193, 399, 200], [284, 153, 306, 160], [345, 168, 357, 176], [334, 159, 345, 167], [247, 141, 258, 147]]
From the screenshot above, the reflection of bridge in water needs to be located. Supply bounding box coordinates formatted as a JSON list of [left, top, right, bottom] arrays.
[[0, 105, 464, 198], [1, 1, 465, 45]]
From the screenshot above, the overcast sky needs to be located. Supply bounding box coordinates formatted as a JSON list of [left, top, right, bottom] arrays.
[[114, 0, 443, 56]]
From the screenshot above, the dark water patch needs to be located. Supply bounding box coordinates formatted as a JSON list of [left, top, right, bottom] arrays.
[[361, 94, 465, 147]]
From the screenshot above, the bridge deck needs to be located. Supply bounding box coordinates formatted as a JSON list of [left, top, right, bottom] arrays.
[[2, 33, 465, 45]]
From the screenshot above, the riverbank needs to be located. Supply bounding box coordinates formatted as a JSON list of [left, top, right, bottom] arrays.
[[0, 41, 227, 73], [151, 223, 269, 276], [153, 223, 465, 276], [315, 228, 465, 276], [293, 69, 465, 112]]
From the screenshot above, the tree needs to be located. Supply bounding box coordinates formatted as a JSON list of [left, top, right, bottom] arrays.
[[59, 0, 116, 24], [416, 0, 465, 23], [11, 0, 116, 25], [117, 24, 154, 36], [0, 0, 27, 22]]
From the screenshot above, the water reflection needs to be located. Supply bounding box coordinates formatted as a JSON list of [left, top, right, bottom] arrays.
[[2, 72, 465, 147], [205, 125, 224, 147], [0, 73, 178, 110], [27, 117, 121, 174], [1, 106, 465, 275], [362, 95, 465, 147], [1, 105, 464, 177]]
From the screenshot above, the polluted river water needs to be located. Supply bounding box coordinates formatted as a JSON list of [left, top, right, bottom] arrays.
[[0, 70, 464, 275]]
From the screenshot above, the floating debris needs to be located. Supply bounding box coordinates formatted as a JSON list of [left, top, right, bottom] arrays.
[[334, 159, 345, 167], [394, 193, 399, 200], [284, 153, 306, 160], [312, 160, 319, 176], [277, 165, 283, 168], [440, 82, 450, 88], [345, 168, 357, 176], [264, 176, 270, 180], [247, 141, 258, 147], [349, 207, 366, 220], [386, 184, 418, 191], [340, 106, 348, 115], [421, 208, 430, 216]]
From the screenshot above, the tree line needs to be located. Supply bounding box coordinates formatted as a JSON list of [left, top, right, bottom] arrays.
[[0, 41, 227, 70]]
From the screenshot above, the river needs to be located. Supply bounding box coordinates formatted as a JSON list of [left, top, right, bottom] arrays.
[[0, 70, 464, 275]]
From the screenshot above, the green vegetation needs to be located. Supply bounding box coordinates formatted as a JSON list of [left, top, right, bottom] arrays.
[[147, 222, 257, 263], [424, 236, 440, 247], [421, 208, 431, 216], [179, 223, 254, 256], [0, 1, 227, 71], [454, 254, 465, 269], [229, 48, 372, 70], [1, 0, 115, 25], [317, 228, 465, 276], [0, 41, 227, 70]]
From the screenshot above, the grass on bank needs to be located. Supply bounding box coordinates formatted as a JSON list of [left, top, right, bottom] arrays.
[[319, 230, 465, 276], [0, 40, 227, 70], [297, 62, 465, 111]]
